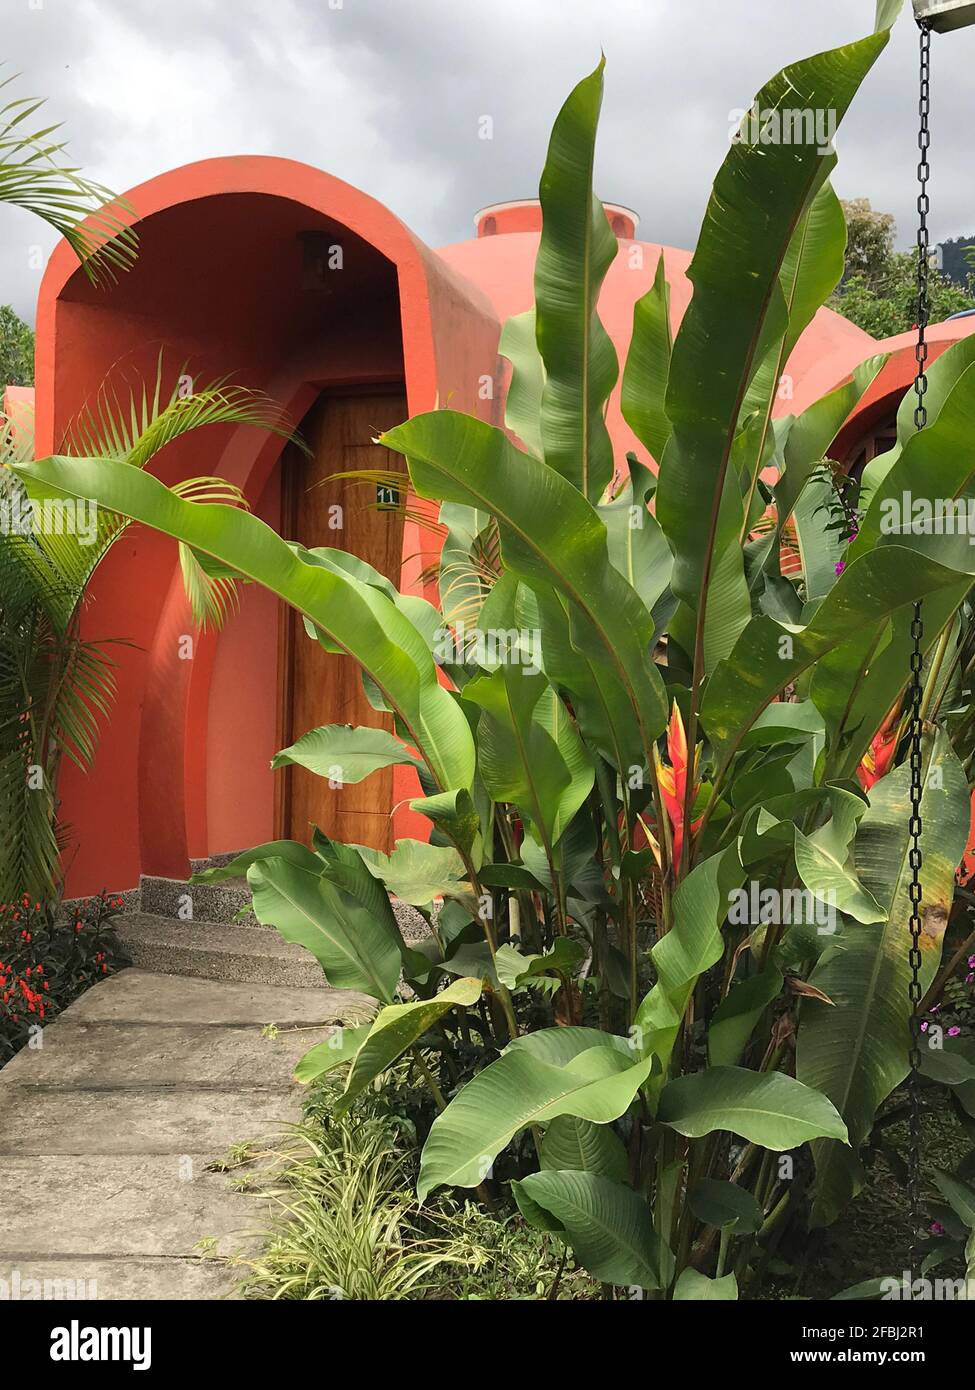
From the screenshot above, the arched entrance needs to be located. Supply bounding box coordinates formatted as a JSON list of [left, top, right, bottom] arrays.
[[32, 156, 501, 896]]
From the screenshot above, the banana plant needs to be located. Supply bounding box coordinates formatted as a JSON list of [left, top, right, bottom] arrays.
[[17, 0, 975, 1297]]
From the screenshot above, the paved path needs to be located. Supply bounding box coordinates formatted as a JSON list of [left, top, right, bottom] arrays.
[[0, 968, 371, 1299]]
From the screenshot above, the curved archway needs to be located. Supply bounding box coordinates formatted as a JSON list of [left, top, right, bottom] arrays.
[[36, 158, 500, 894]]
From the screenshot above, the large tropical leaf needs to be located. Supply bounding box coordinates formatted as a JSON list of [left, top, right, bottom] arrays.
[[513, 1170, 674, 1290], [13, 456, 477, 794], [797, 729, 969, 1225], [657, 1066, 848, 1150], [271, 724, 422, 784], [621, 251, 673, 466], [247, 855, 403, 1002], [498, 308, 544, 459], [417, 1044, 653, 1199], [534, 59, 618, 502], [656, 26, 891, 673], [352, 839, 468, 906], [673, 1269, 739, 1300], [702, 532, 975, 774], [294, 1023, 374, 1084], [336, 977, 483, 1114], [539, 1115, 629, 1183], [634, 845, 746, 1085], [381, 410, 668, 762], [464, 666, 593, 857]]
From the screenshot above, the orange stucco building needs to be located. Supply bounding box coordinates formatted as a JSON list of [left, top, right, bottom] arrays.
[[8, 156, 975, 896]]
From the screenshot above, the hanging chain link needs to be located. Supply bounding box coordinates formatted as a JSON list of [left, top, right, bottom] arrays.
[[906, 16, 932, 1286]]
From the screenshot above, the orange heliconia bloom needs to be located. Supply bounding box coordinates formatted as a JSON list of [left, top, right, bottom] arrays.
[[957, 787, 975, 887], [647, 702, 703, 871], [857, 706, 899, 792]]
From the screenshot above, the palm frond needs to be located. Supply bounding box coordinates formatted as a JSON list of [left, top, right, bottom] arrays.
[[0, 71, 138, 287], [27, 359, 291, 621]]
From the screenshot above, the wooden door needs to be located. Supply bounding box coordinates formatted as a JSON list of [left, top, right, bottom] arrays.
[[279, 389, 407, 850]]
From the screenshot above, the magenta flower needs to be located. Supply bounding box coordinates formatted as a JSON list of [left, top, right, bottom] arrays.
[[834, 560, 846, 577], [968, 954, 975, 968], [966, 973, 975, 986], [921, 1021, 929, 1032], [931, 1221, 946, 1236], [948, 1026, 962, 1037]]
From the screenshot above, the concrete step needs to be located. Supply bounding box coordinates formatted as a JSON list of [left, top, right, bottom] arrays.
[[139, 874, 257, 925], [66, 967, 372, 1028], [116, 912, 326, 990]]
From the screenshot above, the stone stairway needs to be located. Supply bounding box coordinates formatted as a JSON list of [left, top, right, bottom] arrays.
[[115, 858, 429, 988], [0, 856, 375, 1300], [115, 860, 325, 990]]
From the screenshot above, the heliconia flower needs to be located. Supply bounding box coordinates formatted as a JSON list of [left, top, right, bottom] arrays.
[[651, 702, 704, 872], [857, 705, 900, 792], [958, 793, 975, 888]]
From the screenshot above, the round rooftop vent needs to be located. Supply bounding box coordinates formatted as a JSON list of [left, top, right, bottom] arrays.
[[473, 199, 640, 240]]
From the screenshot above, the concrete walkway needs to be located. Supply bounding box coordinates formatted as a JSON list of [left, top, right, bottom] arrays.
[[0, 968, 371, 1299]]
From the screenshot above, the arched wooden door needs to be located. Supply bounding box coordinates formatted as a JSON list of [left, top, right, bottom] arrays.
[[278, 388, 408, 851]]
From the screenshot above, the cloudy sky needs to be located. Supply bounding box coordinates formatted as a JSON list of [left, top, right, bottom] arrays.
[[2, 0, 975, 324]]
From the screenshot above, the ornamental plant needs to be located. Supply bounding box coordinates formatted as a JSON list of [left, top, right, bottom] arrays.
[[0, 890, 125, 1064], [16, 2, 975, 1296]]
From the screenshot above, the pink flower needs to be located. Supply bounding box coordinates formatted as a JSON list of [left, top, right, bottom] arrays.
[[920, 1021, 929, 1032], [834, 560, 846, 577], [931, 1221, 945, 1236], [966, 973, 975, 986], [948, 1026, 962, 1037]]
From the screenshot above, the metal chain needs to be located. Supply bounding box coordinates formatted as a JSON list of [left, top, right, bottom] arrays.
[[906, 16, 931, 1288]]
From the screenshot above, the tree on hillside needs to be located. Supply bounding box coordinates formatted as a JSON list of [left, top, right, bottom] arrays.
[[0, 303, 34, 386], [831, 198, 975, 336]]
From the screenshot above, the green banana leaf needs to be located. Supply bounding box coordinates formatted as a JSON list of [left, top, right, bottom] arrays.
[[248, 855, 402, 1002], [336, 976, 483, 1115], [621, 251, 673, 466], [498, 307, 545, 459], [513, 1170, 674, 1290], [657, 1066, 849, 1149], [271, 724, 422, 783], [417, 1043, 653, 1199], [539, 1115, 629, 1184], [13, 455, 476, 794], [797, 729, 969, 1226], [534, 59, 618, 502], [657, 26, 891, 672], [381, 410, 668, 758]]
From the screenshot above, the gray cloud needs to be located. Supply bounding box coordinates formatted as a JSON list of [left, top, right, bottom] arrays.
[[2, 0, 974, 325]]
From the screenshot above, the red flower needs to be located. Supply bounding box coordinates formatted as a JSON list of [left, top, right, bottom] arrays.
[[958, 788, 975, 887], [646, 703, 704, 874], [857, 706, 899, 792]]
